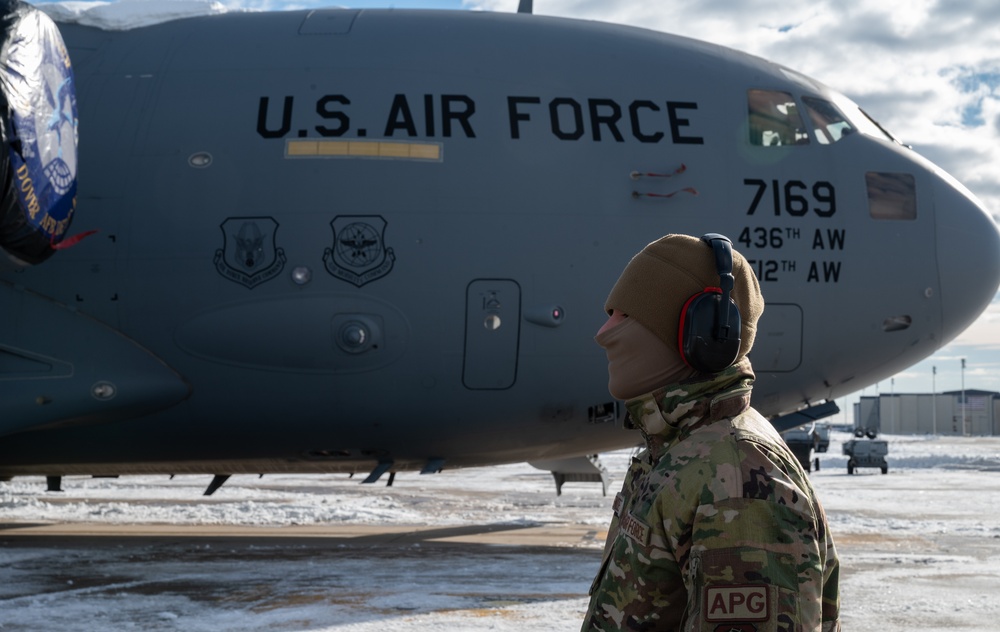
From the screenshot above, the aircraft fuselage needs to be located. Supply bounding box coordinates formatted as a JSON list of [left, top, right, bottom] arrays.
[[1, 9, 997, 478]]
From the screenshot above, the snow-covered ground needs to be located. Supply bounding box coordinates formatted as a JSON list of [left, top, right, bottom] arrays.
[[2, 431, 999, 631]]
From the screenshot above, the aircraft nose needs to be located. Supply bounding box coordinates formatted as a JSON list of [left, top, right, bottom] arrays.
[[935, 181, 1000, 344]]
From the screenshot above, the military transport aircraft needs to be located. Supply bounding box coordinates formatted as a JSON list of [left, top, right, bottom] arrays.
[[1, 3, 998, 493]]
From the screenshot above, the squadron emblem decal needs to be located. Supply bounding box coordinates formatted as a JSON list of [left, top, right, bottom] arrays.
[[214, 217, 286, 288], [323, 215, 396, 287]]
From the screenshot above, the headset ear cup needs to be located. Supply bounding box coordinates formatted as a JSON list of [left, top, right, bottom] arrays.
[[680, 290, 742, 373]]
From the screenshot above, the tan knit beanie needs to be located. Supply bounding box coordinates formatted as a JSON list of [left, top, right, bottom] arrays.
[[604, 234, 764, 363]]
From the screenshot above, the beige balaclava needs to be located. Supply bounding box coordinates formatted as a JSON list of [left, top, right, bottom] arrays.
[[596, 234, 764, 400]]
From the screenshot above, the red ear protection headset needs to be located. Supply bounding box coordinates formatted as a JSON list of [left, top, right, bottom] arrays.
[[678, 233, 742, 373]]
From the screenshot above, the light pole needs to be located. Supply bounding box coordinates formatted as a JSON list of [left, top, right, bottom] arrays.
[[961, 358, 967, 436], [890, 378, 895, 433], [932, 366, 937, 435]]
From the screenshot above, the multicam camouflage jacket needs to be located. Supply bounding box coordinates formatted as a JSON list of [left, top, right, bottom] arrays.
[[583, 359, 840, 632]]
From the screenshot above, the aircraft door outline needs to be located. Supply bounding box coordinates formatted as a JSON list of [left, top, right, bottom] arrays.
[[463, 279, 521, 390]]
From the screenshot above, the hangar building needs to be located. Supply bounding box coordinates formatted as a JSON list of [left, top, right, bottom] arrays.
[[853, 390, 1000, 436]]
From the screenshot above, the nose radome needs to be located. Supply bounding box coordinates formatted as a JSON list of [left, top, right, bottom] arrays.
[[934, 181, 1000, 345]]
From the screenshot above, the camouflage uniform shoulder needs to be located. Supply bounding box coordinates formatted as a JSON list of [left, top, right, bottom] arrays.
[[730, 406, 789, 447]]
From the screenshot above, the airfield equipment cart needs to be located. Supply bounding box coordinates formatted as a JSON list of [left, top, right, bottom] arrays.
[[842, 439, 889, 474]]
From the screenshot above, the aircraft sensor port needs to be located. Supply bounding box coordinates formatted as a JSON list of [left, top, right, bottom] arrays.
[[882, 315, 912, 332], [523, 305, 565, 328]]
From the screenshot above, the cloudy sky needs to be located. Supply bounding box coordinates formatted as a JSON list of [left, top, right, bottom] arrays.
[[33, 0, 1000, 415]]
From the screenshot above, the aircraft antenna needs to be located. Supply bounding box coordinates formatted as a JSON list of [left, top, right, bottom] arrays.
[[517, 0, 533, 14]]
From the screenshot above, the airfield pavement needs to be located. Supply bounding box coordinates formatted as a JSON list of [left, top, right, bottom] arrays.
[[1, 431, 999, 631]]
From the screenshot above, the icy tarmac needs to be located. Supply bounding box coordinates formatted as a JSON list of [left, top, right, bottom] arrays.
[[2, 432, 999, 631]]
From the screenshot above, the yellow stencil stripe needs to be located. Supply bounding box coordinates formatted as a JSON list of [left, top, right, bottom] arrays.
[[285, 139, 442, 161]]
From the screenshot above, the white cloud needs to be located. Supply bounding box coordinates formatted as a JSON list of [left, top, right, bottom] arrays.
[[952, 292, 1000, 348]]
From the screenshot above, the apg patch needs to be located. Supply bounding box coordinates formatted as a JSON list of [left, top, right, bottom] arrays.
[[704, 585, 769, 622]]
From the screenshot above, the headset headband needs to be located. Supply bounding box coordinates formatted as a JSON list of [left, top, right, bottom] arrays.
[[700, 233, 736, 342]]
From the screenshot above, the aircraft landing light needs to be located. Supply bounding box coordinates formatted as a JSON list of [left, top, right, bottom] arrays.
[[285, 139, 442, 162]]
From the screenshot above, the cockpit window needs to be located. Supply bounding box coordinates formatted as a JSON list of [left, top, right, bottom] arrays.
[[801, 97, 854, 144], [857, 108, 900, 143], [867, 172, 917, 220], [826, 91, 898, 143], [748, 90, 809, 146]]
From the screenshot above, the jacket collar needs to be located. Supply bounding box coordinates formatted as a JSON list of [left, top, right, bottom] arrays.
[[624, 358, 756, 454]]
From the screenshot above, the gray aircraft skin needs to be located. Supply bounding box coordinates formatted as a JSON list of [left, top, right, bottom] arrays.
[[1, 8, 999, 484]]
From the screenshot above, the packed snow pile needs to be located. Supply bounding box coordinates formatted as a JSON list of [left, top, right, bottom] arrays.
[[1, 433, 998, 528]]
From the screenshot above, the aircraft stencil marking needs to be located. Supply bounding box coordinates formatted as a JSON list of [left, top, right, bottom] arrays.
[[213, 217, 286, 288], [743, 179, 837, 217], [323, 215, 395, 287], [256, 94, 704, 144], [285, 139, 442, 162]]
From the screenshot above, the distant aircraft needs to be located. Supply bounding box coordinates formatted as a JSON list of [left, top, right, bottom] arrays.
[[1, 4, 998, 494]]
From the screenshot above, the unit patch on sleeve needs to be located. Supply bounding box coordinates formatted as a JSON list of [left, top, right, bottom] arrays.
[[704, 585, 769, 622]]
